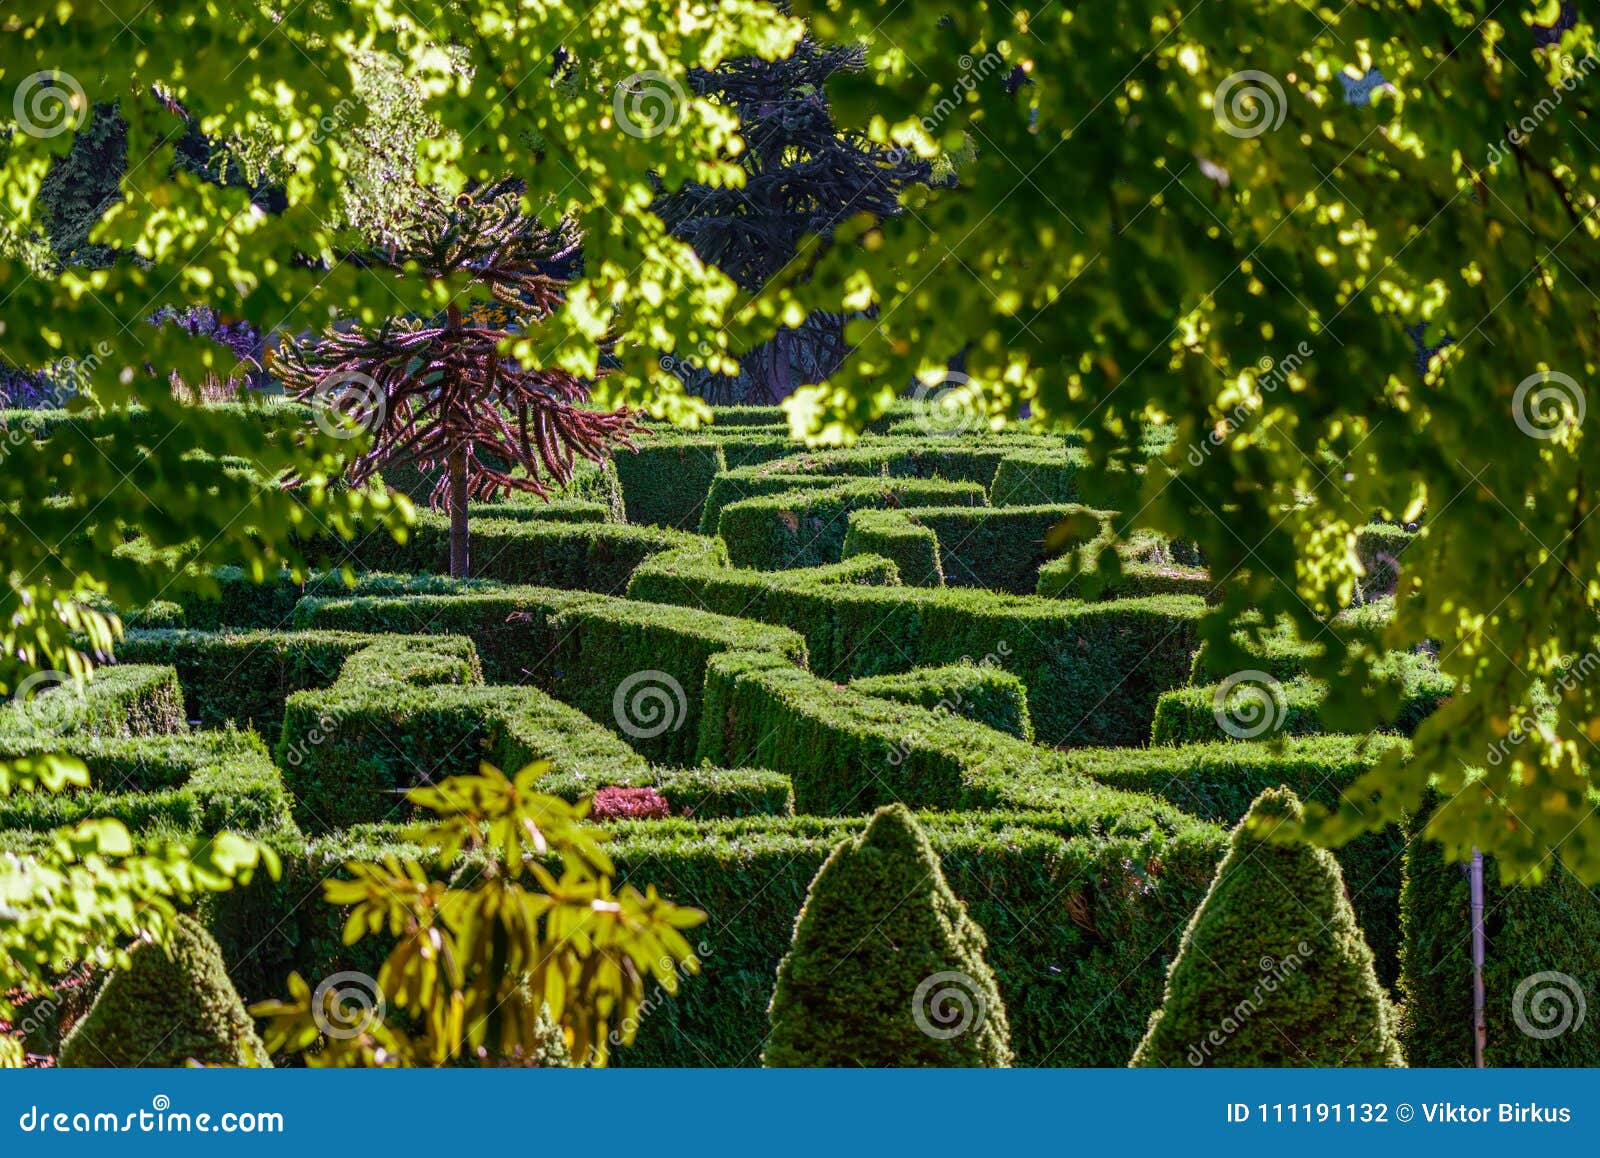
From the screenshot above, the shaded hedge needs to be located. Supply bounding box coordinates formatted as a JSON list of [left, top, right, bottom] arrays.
[[632, 543, 1203, 746], [60, 915, 269, 1069], [548, 597, 807, 765], [719, 479, 987, 571], [1399, 803, 1600, 1066], [206, 808, 1227, 1067], [1071, 735, 1410, 984], [614, 439, 727, 530], [844, 504, 1104, 594]]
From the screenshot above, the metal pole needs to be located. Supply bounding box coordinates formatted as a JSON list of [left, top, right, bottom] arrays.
[[1471, 849, 1486, 1068]]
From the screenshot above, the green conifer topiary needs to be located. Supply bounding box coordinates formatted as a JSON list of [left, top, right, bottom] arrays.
[[58, 915, 269, 1068], [763, 803, 1012, 1066], [1132, 787, 1405, 1067]]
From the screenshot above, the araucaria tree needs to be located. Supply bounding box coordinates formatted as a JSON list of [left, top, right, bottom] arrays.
[[1132, 788, 1404, 1067], [653, 33, 928, 403], [275, 185, 639, 578]]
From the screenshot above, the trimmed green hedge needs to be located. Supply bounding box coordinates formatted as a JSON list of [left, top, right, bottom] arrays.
[[0, 729, 293, 838], [719, 479, 987, 571], [697, 649, 1209, 816], [113, 629, 466, 742], [701, 470, 846, 536], [535, 765, 794, 819], [614, 439, 727, 530], [329, 514, 698, 594], [1038, 553, 1216, 602], [989, 448, 1090, 505], [1153, 654, 1452, 744], [206, 807, 1227, 1067], [294, 586, 599, 685], [0, 664, 186, 740], [842, 507, 944, 586], [850, 663, 1034, 742], [1068, 735, 1410, 984], [278, 648, 648, 831], [631, 543, 1203, 746], [549, 597, 808, 765], [846, 504, 1104, 594]]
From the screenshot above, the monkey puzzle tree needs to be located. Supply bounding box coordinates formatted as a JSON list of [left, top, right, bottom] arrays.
[[274, 184, 640, 578], [653, 31, 928, 403]]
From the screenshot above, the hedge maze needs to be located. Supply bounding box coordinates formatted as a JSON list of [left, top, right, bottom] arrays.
[[8, 405, 1598, 1068]]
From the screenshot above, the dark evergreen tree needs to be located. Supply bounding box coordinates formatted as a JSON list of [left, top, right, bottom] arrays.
[[764, 804, 1012, 1067], [654, 32, 929, 404], [1132, 788, 1404, 1067]]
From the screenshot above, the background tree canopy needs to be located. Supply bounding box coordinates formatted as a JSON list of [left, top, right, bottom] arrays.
[[3, 0, 1600, 885], [777, 0, 1600, 881]]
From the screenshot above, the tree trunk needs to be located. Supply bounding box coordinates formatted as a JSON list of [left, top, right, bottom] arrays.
[[444, 300, 470, 579], [448, 447, 470, 579]]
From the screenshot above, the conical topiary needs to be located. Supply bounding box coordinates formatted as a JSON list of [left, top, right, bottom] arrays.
[[763, 804, 1012, 1066], [59, 915, 270, 1068], [1132, 787, 1405, 1067]]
